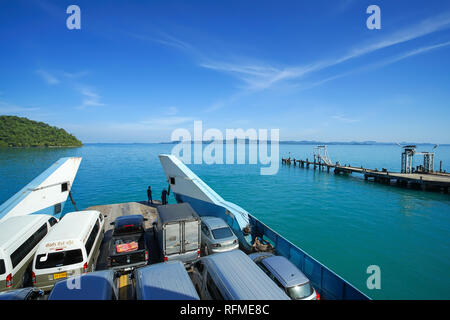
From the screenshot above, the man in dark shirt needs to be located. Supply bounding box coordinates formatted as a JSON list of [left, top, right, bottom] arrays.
[[147, 186, 152, 204], [161, 188, 168, 205]]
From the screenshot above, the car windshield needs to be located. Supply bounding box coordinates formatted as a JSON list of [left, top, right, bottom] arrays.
[[114, 217, 144, 235], [114, 223, 143, 235], [287, 282, 314, 300], [0, 259, 5, 275], [211, 227, 233, 239], [35, 249, 83, 269]]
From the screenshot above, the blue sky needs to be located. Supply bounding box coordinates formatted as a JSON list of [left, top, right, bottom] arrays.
[[0, 0, 449, 143]]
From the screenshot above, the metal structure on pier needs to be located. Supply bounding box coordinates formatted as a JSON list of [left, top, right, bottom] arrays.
[[314, 145, 332, 166], [400, 144, 437, 173]]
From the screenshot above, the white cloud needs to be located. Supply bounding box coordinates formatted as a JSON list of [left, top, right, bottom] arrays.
[[36, 69, 59, 85], [63, 70, 90, 78], [0, 101, 40, 114], [140, 116, 193, 128], [76, 87, 106, 109], [331, 115, 360, 123], [166, 106, 178, 116], [188, 12, 450, 93]]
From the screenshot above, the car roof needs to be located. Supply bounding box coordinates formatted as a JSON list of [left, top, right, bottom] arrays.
[[134, 261, 199, 300], [201, 216, 228, 230], [40, 211, 99, 245], [202, 250, 290, 300], [115, 214, 143, 226], [0, 287, 34, 300], [48, 270, 116, 300], [157, 203, 199, 224], [261, 255, 310, 287], [0, 215, 52, 249]]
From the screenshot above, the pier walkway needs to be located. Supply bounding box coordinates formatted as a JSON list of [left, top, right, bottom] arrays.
[[282, 158, 450, 193]]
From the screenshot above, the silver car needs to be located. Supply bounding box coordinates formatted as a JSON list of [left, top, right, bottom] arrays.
[[249, 252, 319, 300], [200, 217, 239, 255]]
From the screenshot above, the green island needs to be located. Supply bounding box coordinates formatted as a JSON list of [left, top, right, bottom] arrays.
[[0, 115, 82, 147]]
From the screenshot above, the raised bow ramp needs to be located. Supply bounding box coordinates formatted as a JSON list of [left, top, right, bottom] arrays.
[[158, 154, 370, 300], [0, 157, 82, 221], [158, 154, 252, 251]]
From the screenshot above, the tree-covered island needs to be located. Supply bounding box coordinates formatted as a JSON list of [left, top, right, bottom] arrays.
[[0, 115, 82, 147]]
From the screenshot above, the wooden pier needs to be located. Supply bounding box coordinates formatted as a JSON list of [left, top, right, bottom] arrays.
[[282, 158, 450, 193]]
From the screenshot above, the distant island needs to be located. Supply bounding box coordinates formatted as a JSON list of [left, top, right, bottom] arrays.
[[159, 139, 447, 146], [0, 116, 82, 148]]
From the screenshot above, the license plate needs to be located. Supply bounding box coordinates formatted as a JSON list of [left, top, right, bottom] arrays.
[[53, 272, 67, 280]]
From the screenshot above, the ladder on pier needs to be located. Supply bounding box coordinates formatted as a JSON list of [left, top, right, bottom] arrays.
[[314, 145, 332, 166]]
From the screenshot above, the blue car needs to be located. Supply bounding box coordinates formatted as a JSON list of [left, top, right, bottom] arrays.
[[48, 270, 119, 300], [134, 261, 200, 300]]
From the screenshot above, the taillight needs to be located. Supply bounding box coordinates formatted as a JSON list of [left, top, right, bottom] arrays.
[[83, 262, 88, 273], [164, 256, 168, 261], [316, 292, 321, 300], [145, 251, 149, 261], [32, 271, 36, 285], [197, 250, 201, 258], [5, 274, 12, 288]]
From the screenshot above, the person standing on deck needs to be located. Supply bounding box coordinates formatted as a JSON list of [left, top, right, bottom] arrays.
[[161, 188, 168, 205], [147, 186, 152, 204]]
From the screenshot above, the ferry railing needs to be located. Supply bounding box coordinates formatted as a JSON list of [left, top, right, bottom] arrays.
[[248, 215, 371, 300]]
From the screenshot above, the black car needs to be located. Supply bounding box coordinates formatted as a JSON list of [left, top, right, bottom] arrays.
[[107, 215, 149, 272]]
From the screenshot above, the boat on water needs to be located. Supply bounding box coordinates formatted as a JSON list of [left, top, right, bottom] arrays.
[[0, 155, 370, 300]]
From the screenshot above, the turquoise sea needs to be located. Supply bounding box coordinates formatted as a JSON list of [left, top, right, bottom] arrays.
[[1, 143, 449, 299]]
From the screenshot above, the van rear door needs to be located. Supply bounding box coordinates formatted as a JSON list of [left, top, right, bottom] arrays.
[[164, 223, 181, 255], [184, 221, 199, 252]]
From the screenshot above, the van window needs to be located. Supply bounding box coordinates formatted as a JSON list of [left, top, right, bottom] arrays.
[[35, 249, 83, 269], [206, 273, 224, 300], [11, 224, 48, 268], [0, 259, 5, 275], [85, 221, 100, 256]]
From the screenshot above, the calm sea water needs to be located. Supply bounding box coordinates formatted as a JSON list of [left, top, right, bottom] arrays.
[[1, 143, 449, 299]]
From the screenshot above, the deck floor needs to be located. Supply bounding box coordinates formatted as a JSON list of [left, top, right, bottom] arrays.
[[86, 201, 165, 299]]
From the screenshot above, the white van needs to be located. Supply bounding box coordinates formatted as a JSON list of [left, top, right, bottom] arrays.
[[32, 210, 104, 292], [0, 215, 58, 292]]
